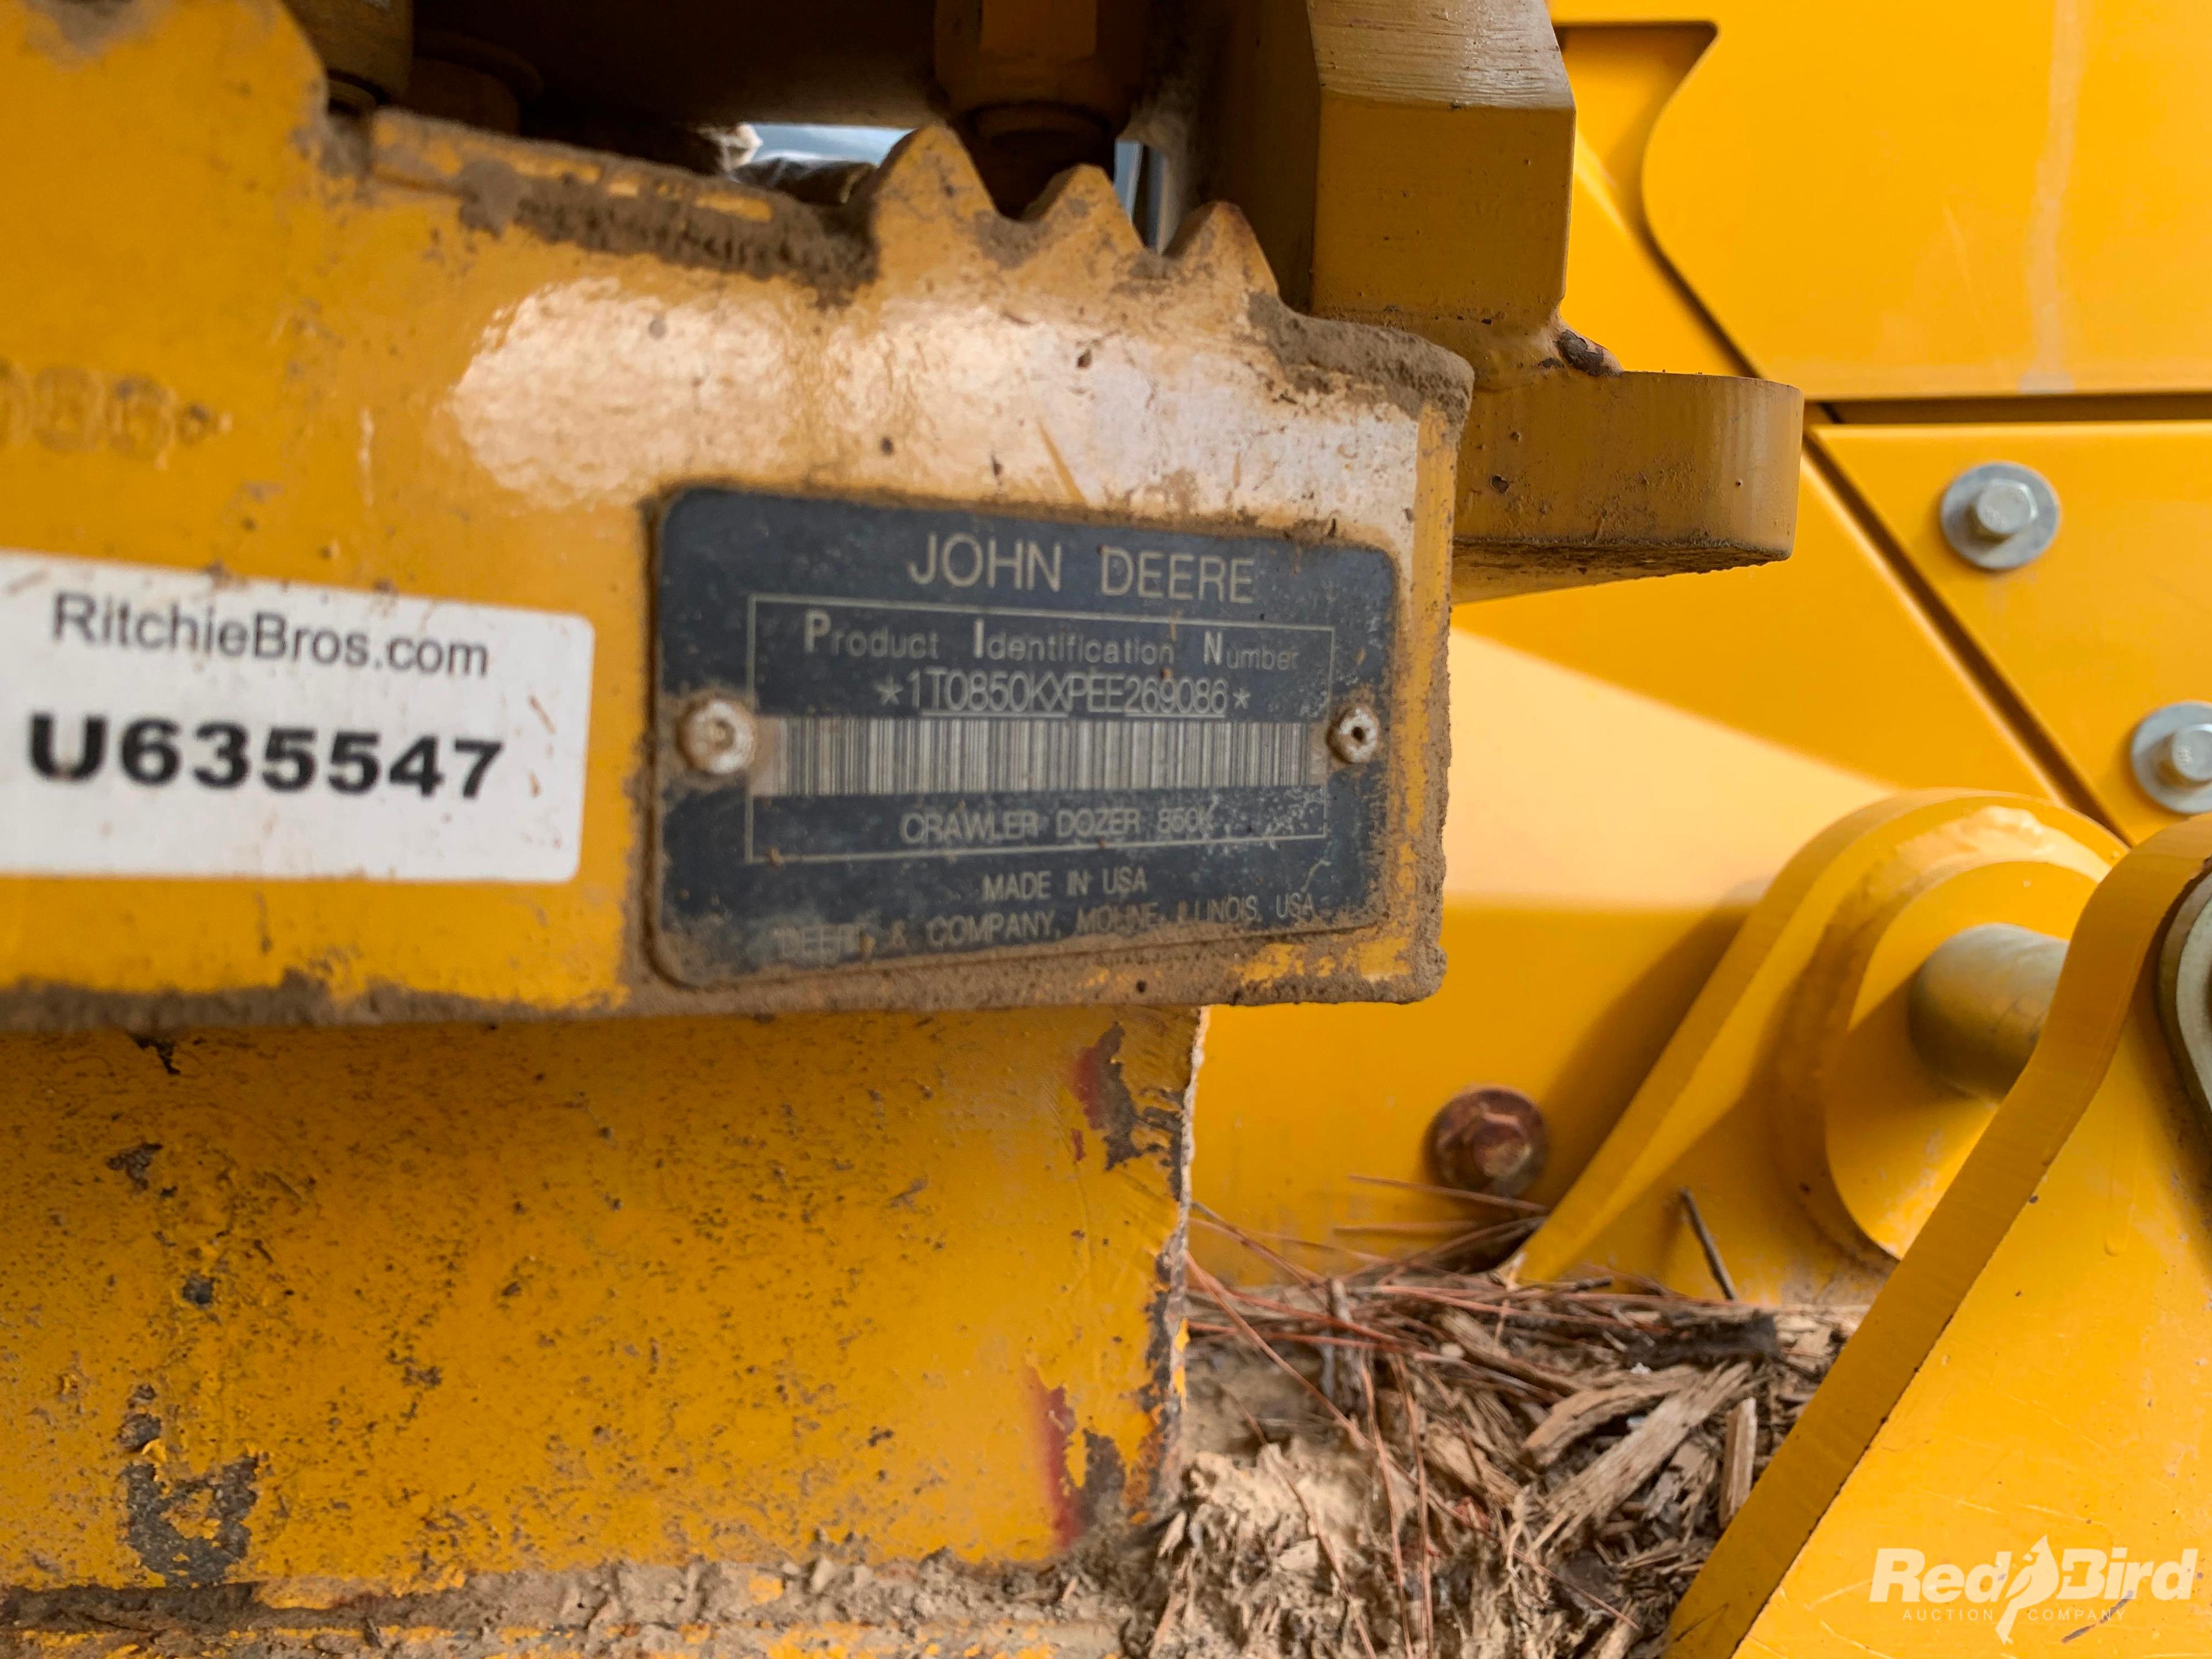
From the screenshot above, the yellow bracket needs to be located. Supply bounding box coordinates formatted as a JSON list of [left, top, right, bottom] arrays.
[[1203, 0, 1803, 600], [1674, 813, 2212, 1656], [1515, 791, 2123, 1300]]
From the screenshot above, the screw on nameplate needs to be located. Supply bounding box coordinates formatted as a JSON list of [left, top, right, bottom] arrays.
[[680, 696, 757, 776], [1328, 703, 1381, 765]]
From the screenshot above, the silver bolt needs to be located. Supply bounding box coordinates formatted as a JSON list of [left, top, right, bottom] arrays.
[[1328, 703, 1381, 766], [1940, 462, 2061, 570], [2162, 724, 2212, 788], [2130, 702, 2212, 812], [678, 695, 756, 776], [1968, 477, 2037, 540]]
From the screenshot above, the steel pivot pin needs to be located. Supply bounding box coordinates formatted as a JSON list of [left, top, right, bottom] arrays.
[[1939, 461, 2061, 571], [679, 695, 756, 776]]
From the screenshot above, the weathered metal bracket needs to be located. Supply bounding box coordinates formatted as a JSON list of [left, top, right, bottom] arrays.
[[0, 0, 1472, 1026], [1199, 0, 1802, 600]]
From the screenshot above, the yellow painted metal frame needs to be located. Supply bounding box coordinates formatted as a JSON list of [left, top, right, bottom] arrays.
[[0, 1005, 1200, 1592], [0, 0, 1244, 1620], [1202, 0, 1801, 597], [1194, 21, 2062, 1285], [1820, 421, 2212, 843], [1554, 0, 2212, 399], [1514, 791, 2122, 1299], [1673, 815, 2212, 1656]]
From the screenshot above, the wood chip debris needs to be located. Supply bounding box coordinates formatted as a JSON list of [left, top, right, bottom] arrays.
[[1144, 1256, 1860, 1659]]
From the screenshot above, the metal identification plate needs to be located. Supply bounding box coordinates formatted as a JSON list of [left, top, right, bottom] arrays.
[[653, 490, 1395, 984]]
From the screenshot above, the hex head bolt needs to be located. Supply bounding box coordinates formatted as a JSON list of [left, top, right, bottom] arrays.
[[1940, 462, 2061, 571], [2131, 702, 2212, 813]]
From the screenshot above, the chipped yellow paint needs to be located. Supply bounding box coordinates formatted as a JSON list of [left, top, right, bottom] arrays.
[[0, 0, 1515, 1634], [0, 1006, 1195, 1589]]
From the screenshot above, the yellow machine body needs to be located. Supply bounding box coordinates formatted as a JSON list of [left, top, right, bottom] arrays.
[[1676, 818, 2212, 1655], [14, 0, 2212, 1653], [0, 0, 1457, 1629], [0, 0, 1482, 1020], [1188, 6, 2212, 1648], [1198, 0, 2212, 1284], [0, 0, 1797, 1647], [1512, 791, 2122, 1300], [2, 1009, 1195, 1593]]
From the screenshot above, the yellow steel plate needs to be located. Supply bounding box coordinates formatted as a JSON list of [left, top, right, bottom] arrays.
[[1556, 0, 2212, 398], [1823, 421, 2212, 842], [0, 1005, 1196, 1589]]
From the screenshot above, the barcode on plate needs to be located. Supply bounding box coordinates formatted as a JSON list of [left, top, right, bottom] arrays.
[[756, 716, 1321, 797]]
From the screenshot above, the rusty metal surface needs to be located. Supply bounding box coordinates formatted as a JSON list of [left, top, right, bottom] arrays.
[[1426, 1083, 1547, 1199]]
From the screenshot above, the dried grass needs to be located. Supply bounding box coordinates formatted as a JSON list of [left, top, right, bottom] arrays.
[[1131, 1229, 1858, 1659]]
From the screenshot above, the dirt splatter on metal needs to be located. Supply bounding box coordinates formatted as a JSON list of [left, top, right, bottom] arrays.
[[120, 1449, 259, 1588], [104, 1142, 163, 1191], [450, 157, 877, 300]]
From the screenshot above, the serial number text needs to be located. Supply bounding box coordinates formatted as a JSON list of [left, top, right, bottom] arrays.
[[26, 713, 504, 798]]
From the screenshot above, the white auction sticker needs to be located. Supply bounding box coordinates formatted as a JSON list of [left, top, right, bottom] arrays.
[[0, 551, 594, 881]]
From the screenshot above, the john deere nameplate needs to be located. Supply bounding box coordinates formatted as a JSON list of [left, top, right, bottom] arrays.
[[653, 490, 1395, 984]]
